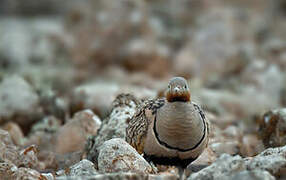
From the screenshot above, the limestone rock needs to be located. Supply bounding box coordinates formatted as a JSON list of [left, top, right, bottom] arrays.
[[0, 75, 41, 125], [85, 94, 138, 164], [210, 141, 240, 156], [0, 129, 19, 165], [67, 159, 98, 177], [240, 134, 264, 157], [56, 172, 150, 180], [225, 170, 275, 180], [246, 146, 286, 176], [18, 145, 41, 170], [1, 122, 24, 146], [189, 145, 286, 179], [31, 116, 62, 134], [53, 109, 101, 154], [14, 167, 44, 180], [188, 154, 246, 180], [71, 82, 155, 117], [97, 138, 154, 173]]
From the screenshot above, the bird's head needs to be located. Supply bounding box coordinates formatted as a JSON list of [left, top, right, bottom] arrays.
[[166, 77, 191, 102]]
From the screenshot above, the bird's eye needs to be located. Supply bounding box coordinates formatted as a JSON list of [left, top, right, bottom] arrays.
[[184, 85, 187, 89], [168, 85, 171, 89]]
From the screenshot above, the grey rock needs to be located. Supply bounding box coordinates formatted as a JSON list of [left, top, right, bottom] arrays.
[[193, 86, 279, 118], [188, 154, 246, 180], [246, 146, 286, 175], [226, 170, 275, 180], [0, 75, 41, 125], [56, 172, 178, 180], [1, 122, 25, 146], [241, 62, 283, 108], [85, 94, 139, 163], [53, 109, 101, 154], [51, 151, 83, 171], [0, 161, 18, 179], [14, 167, 43, 180], [18, 145, 40, 170], [94, 94, 137, 145], [31, 116, 62, 134], [0, 129, 14, 146], [97, 138, 154, 174], [56, 172, 150, 180], [39, 89, 68, 121], [42, 173, 55, 180], [0, 17, 64, 67], [67, 159, 97, 177], [189, 145, 286, 179], [210, 141, 240, 156], [72, 82, 155, 117], [174, 8, 245, 80], [0, 129, 19, 165]]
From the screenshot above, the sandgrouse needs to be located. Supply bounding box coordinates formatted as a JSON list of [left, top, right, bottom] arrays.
[[126, 77, 209, 179]]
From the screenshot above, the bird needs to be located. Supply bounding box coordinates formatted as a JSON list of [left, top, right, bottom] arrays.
[[126, 77, 209, 179]]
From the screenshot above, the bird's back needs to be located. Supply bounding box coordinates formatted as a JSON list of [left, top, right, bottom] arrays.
[[126, 98, 165, 154]]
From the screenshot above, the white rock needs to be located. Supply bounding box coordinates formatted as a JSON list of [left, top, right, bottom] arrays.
[[0, 75, 40, 123], [97, 138, 154, 173]]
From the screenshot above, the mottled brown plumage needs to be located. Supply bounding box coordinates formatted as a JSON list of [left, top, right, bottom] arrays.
[[126, 77, 209, 179], [126, 98, 165, 154]]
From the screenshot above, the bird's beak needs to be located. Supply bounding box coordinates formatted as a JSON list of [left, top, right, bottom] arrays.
[[174, 86, 180, 93]]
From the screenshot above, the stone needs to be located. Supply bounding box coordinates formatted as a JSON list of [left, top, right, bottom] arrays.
[[1, 122, 24, 146], [71, 82, 155, 117], [53, 109, 101, 154], [0, 129, 14, 146], [210, 141, 240, 156], [190, 147, 217, 169], [56, 172, 150, 180], [0, 75, 41, 126], [41, 173, 55, 180], [42, 151, 83, 171], [97, 138, 154, 173], [0, 129, 19, 165], [193, 87, 279, 119], [39, 89, 68, 121], [85, 94, 138, 163], [0, 17, 64, 67], [0, 129, 43, 170], [240, 62, 283, 110], [226, 170, 275, 180], [188, 154, 246, 180], [14, 167, 44, 180], [258, 108, 286, 148], [72, 109, 102, 135], [18, 145, 40, 170], [246, 146, 286, 176], [65, 159, 97, 177], [0, 161, 18, 179], [174, 7, 247, 81], [190, 146, 286, 179], [122, 38, 171, 78], [240, 134, 264, 157], [31, 116, 62, 134]]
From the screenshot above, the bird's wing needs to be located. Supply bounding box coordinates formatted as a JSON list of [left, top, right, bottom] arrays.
[[126, 98, 165, 154], [192, 102, 210, 145]]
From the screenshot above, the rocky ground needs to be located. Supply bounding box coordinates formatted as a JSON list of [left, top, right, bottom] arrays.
[[0, 0, 286, 179]]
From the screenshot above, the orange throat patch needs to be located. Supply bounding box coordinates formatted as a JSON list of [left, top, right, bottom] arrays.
[[166, 91, 190, 102]]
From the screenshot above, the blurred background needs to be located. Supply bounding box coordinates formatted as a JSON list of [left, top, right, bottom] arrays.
[[0, 0, 286, 174], [1, 0, 286, 117]]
